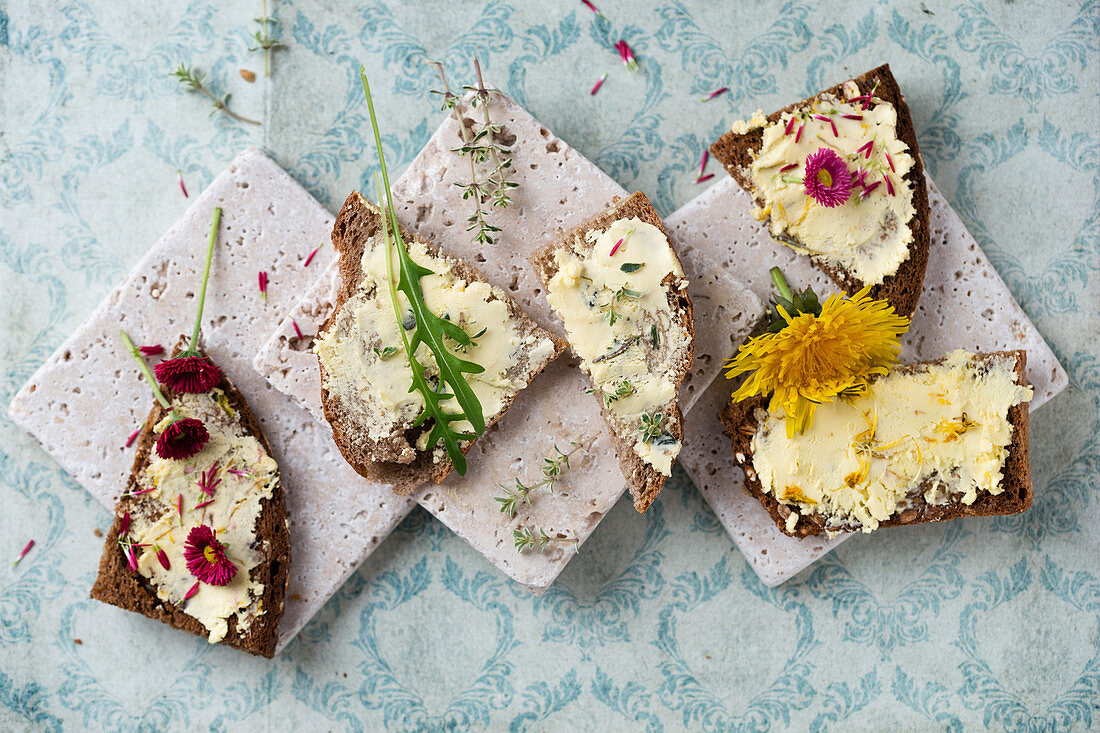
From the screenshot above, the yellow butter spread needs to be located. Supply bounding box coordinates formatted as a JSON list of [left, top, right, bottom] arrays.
[[750, 350, 1032, 533], [315, 205, 556, 454], [128, 389, 278, 643], [735, 81, 916, 286], [545, 217, 691, 475]]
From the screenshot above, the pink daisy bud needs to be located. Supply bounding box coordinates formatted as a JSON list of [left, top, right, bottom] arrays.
[[155, 418, 209, 460], [154, 355, 223, 394]]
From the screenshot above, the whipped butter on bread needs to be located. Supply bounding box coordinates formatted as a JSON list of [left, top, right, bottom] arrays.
[[734, 80, 917, 287], [129, 389, 278, 642], [750, 350, 1032, 533], [545, 217, 691, 475]]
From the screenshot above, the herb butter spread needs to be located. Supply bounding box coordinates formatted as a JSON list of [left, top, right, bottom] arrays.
[[128, 389, 278, 643], [751, 350, 1032, 534], [315, 227, 556, 453], [737, 81, 916, 287], [545, 217, 691, 475]]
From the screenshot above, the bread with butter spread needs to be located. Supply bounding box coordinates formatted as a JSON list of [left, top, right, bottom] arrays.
[[315, 192, 565, 493], [532, 191, 694, 513], [711, 64, 929, 317], [720, 350, 1032, 537], [91, 347, 290, 658]]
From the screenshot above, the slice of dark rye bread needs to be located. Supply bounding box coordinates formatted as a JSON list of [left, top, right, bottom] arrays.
[[91, 354, 290, 658], [710, 64, 930, 318], [719, 350, 1032, 538], [318, 192, 566, 493], [531, 191, 695, 513]]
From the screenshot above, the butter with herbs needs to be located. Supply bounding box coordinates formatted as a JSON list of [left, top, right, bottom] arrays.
[[750, 350, 1032, 533], [127, 389, 279, 643], [545, 217, 691, 475], [734, 81, 916, 287], [315, 217, 557, 456]]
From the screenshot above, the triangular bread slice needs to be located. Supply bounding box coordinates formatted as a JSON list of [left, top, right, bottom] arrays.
[[91, 351, 290, 658], [710, 64, 929, 317], [719, 350, 1032, 537], [532, 191, 694, 512], [316, 192, 565, 493]]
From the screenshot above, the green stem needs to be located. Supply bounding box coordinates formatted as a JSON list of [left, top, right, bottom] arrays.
[[770, 266, 794, 304], [186, 207, 221, 355], [375, 175, 413, 365], [120, 330, 172, 411]]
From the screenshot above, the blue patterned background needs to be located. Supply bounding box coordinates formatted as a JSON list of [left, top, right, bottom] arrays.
[[2, 1, 1098, 730]]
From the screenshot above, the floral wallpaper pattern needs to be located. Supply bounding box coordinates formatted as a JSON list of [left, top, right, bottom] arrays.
[[1, 0, 1097, 729]]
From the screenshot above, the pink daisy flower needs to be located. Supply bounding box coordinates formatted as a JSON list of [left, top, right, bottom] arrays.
[[184, 525, 237, 586], [802, 148, 852, 208]]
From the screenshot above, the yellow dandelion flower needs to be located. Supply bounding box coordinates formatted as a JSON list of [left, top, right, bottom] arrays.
[[725, 280, 909, 438]]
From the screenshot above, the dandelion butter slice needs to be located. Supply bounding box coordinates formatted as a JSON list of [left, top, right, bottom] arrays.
[[730, 350, 1033, 536], [534, 192, 694, 513]]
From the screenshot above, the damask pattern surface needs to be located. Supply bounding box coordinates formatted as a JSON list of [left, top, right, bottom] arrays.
[[1, 1, 1097, 730]]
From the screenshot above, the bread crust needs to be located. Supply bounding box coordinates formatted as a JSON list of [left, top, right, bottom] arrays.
[[318, 192, 565, 493], [710, 64, 930, 318], [718, 350, 1032, 537], [531, 191, 695, 513], [90, 346, 290, 658]]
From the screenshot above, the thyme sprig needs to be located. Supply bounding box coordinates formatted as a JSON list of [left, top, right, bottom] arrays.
[[495, 440, 590, 518], [362, 68, 486, 475], [513, 524, 578, 553], [249, 0, 283, 76], [171, 64, 260, 125], [463, 58, 518, 210], [429, 59, 517, 246]]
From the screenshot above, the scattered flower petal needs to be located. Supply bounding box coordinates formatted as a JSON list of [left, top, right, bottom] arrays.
[[292, 320, 304, 340], [177, 170, 189, 198], [615, 40, 639, 71], [580, 0, 603, 17], [699, 149, 709, 175], [12, 540, 34, 568], [155, 545, 171, 570], [258, 270, 268, 302], [695, 174, 715, 183], [125, 428, 140, 448], [590, 73, 607, 96], [139, 345, 164, 356], [183, 581, 200, 601], [304, 245, 321, 268], [119, 512, 131, 536], [702, 87, 728, 102], [197, 461, 221, 497]]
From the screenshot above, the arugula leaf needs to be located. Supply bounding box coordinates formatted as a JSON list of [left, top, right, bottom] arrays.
[[362, 68, 487, 474]]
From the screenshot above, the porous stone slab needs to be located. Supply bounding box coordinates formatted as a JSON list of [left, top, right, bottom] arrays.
[[668, 175, 1068, 587], [254, 94, 757, 591], [7, 148, 417, 652]]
